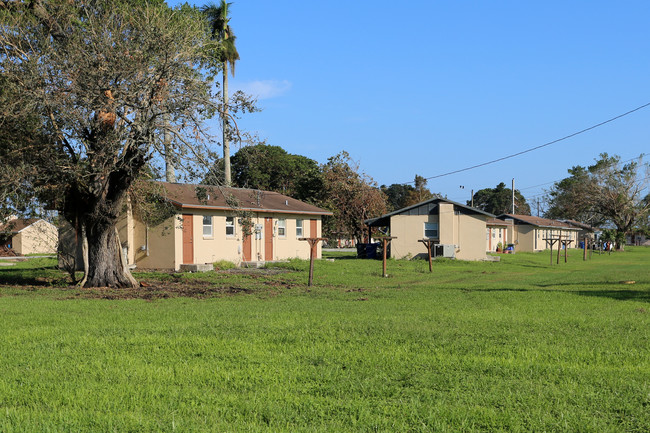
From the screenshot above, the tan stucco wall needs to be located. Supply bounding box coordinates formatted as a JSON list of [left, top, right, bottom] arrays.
[[121, 211, 323, 270], [389, 214, 438, 259], [438, 203, 455, 246], [455, 213, 489, 260], [185, 212, 321, 266], [388, 206, 487, 261], [117, 211, 178, 270], [13, 220, 58, 254], [510, 225, 580, 252], [137, 217, 178, 270], [271, 215, 317, 260]]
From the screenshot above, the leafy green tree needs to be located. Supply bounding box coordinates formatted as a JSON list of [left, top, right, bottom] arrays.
[[405, 175, 435, 207], [545, 154, 649, 250], [206, 144, 324, 203], [545, 165, 602, 225], [202, 1, 240, 186], [321, 152, 388, 243], [469, 182, 531, 216], [381, 183, 415, 211], [0, 0, 248, 287]]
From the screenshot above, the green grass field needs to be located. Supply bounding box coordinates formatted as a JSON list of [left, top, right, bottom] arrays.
[[0, 248, 648, 432]]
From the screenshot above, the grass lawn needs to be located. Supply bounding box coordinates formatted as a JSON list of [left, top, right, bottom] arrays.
[[0, 248, 648, 432]]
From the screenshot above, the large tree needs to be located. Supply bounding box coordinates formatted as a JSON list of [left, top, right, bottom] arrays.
[[544, 165, 598, 224], [381, 183, 415, 212], [202, 0, 240, 186], [321, 152, 388, 243], [546, 154, 650, 249], [469, 182, 531, 216], [0, 0, 246, 287], [225, 144, 323, 202]]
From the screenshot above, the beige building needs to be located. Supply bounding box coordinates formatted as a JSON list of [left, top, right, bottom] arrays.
[[0, 218, 58, 255], [495, 214, 582, 252], [365, 198, 494, 261], [62, 183, 332, 270], [486, 218, 512, 252]]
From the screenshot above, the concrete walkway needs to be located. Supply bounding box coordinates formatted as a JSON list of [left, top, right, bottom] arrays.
[[0, 255, 55, 261]]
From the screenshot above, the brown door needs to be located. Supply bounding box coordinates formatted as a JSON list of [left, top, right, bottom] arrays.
[[310, 219, 318, 237], [242, 233, 252, 262], [182, 214, 194, 264], [264, 217, 273, 261], [488, 228, 492, 250]]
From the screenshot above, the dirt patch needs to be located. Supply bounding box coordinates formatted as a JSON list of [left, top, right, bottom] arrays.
[[222, 268, 292, 276], [63, 280, 257, 300]]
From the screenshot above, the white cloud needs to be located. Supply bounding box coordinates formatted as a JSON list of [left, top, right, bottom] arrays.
[[235, 80, 292, 100]]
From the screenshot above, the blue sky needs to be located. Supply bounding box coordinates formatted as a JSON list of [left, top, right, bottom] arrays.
[[171, 0, 650, 207]]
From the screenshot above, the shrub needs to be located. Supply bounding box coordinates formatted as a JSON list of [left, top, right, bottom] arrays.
[[213, 260, 236, 271]]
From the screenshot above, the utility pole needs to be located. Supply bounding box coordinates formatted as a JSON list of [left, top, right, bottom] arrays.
[[512, 177, 515, 215], [536, 198, 540, 217], [471, 189, 474, 207]]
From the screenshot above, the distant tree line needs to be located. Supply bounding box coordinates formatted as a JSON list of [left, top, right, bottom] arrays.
[[544, 153, 649, 250]]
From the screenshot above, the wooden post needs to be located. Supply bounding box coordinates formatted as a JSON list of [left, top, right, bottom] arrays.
[[543, 238, 558, 265], [562, 239, 573, 263], [382, 238, 388, 277], [557, 234, 562, 265], [308, 241, 316, 285], [376, 236, 396, 278], [418, 239, 439, 273], [298, 237, 326, 286], [583, 238, 587, 261]]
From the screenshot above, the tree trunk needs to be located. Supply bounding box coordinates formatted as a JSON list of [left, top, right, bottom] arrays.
[[163, 112, 175, 183], [223, 64, 231, 186], [82, 216, 138, 288]]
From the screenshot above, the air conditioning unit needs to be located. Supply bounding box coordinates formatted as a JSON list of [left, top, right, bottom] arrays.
[[434, 244, 456, 259]]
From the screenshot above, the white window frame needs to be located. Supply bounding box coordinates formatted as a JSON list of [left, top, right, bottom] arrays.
[[225, 216, 235, 237], [296, 219, 303, 238], [277, 218, 286, 238], [203, 215, 213, 238], [424, 222, 438, 239]]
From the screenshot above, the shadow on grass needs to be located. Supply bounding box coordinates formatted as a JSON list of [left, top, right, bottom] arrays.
[[0, 265, 63, 287], [459, 285, 650, 304], [576, 290, 650, 303], [322, 254, 360, 261]]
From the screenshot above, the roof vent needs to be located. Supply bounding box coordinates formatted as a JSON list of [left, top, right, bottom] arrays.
[[285, 200, 289, 206]]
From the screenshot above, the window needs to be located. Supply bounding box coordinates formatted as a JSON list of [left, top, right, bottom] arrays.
[[226, 217, 235, 236], [277, 218, 286, 237], [296, 219, 303, 237], [424, 222, 438, 238], [202, 215, 213, 237]]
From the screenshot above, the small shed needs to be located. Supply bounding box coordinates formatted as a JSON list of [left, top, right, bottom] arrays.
[[0, 218, 58, 255]]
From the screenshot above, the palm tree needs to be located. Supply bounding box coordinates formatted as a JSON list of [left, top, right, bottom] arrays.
[[202, 1, 240, 186]]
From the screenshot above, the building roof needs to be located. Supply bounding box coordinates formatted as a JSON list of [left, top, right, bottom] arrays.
[[497, 214, 580, 230], [156, 182, 333, 216], [0, 218, 41, 234], [560, 219, 597, 231], [365, 197, 494, 227], [486, 218, 512, 227]]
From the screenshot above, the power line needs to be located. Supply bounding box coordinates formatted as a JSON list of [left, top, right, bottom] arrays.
[[405, 103, 650, 184], [449, 155, 649, 203]]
